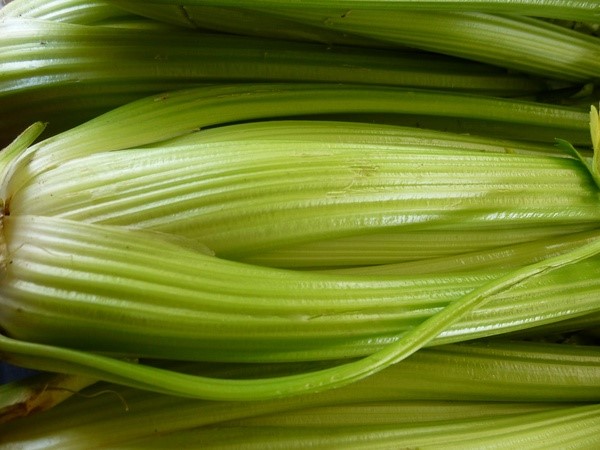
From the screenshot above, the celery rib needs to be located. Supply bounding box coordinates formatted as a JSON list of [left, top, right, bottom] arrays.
[[1, 215, 600, 400], [0, 18, 553, 145], [10, 127, 600, 265], [110, 0, 600, 23], [1, 341, 600, 447]]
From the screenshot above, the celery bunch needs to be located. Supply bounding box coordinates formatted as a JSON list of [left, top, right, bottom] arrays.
[[1, 0, 600, 447], [1, 93, 600, 402]]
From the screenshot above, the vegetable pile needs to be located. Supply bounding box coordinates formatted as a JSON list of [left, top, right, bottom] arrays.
[[1, 0, 600, 448]]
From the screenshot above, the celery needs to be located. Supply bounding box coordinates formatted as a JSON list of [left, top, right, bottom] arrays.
[[6, 401, 599, 448], [1, 213, 600, 399], [0, 0, 397, 47], [1, 341, 600, 446], [125, 405, 600, 449], [1, 94, 599, 402], [109, 3, 600, 81], [1, 0, 600, 445], [0, 18, 554, 145], [10, 123, 600, 265], [0, 0, 125, 25], [111, 0, 600, 23], [260, 8, 600, 82]]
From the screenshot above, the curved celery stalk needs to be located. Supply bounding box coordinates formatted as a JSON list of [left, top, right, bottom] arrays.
[[1, 215, 600, 400], [1, 341, 600, 446], [0, 122, 46, 210], [258, 8, 600, 82]]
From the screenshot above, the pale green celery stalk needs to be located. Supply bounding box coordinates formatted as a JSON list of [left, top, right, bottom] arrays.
[[12, 83, 590, 177], [123, 404, 600, 449], [2, 215, 600, 399], [243, 229, 600, 269], [0, 400, 583, 450], [10, 125, 600, 264], [0, 19, 553, 146], [4, 83, 590, 200], [257, 8, 600, 83], [1, 340, 599, 446], [157, 121, 591, 267], [0, 0, 127, 24], [0, 0, 187, 30], [110, 0, 600, 23], [0, 372, 96, 424]]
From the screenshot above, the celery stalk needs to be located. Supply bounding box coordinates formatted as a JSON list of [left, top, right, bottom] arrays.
[[259, 8, 600, 82], [0, 372, 96, 424], [0, 18, 554, 144], [124, 404, 600, 449], [1, 341, 600, 447], [1, 214, 600, 399], [10, 126, 600, 264], [111, 0, 600, 23], [108, 3, 600, 81]]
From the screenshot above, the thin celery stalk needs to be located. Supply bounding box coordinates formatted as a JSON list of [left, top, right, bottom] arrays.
[[2, 215, 600, 399], [1, 340, 599, 446], [110, 0, 600, 22]]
